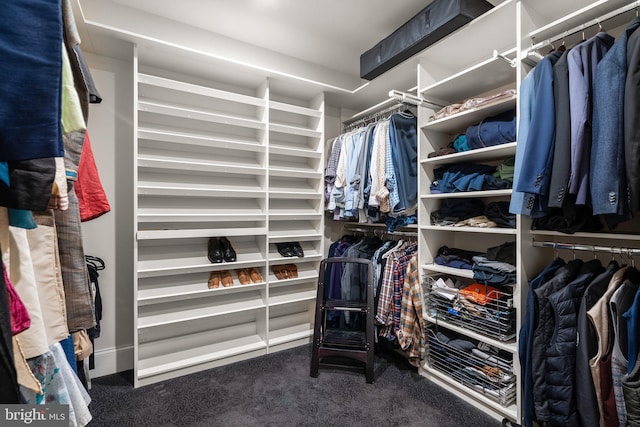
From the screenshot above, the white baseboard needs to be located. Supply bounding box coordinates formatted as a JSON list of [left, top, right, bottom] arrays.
[[90, 345, 134, 378]]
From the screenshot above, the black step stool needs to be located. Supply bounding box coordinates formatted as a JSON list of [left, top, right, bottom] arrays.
[[310, 257, 375, 383]]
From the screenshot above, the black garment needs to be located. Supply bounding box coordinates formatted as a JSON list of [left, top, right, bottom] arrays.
[[431, 198, 485, 225], [434, 246, 484, 269], [531, 259, 584, 423], [0, 158, 57, 211], [575, 261, 620, 427], [531, 198, 603, 234], [486, 241, 516, 266], [544, 260, 604, 426], [625, 24, 640, 214], [484, 201, 515, 228], [0, 262, 20, 403]]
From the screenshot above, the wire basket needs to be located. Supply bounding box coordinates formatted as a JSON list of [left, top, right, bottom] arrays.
[[422, 275, 516, 341], [426, 328, 516, 407]]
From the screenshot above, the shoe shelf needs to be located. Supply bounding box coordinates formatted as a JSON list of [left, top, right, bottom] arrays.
[[268, 303, 314, 348], [138, 73, 266, 108], [269, 123, 321, 139], [137, 227, 268, 241], [268, 166, 323, 180], [269, 100, 322, 118], [268, 241, 322, 261], [137, 185, 265, 199], [420, 142, 517, 166], [137, 290, 267, 329], [269, 190, 322, 200], [137, 156, 265, 176], [269, 144, 322, 159], [138, 126, 265, 153], [420, 225, 517, 235], [269, 287, 317, 307], [269, 254, 323, 266], [137, 313, 267, 382], [138, 274, 266, 305], [267, 260, 319, 287]]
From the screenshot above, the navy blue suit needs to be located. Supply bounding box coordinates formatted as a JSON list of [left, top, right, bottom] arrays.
[[626, 20, 640, 214], [591, 19, 640, 225]]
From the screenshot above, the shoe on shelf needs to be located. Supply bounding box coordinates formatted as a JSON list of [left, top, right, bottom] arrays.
[[275, 242, 294, 257], [271, 265, 287, 280], [236, 268, 251, 285], [247, 267, 263, 283], [220, 237, 237, 262], [208, 271, 221, 289], [220, 270, 234, 287], [291, 242, 304, 258], [208, 237, 224, 263], [284, 264, 298, 279]]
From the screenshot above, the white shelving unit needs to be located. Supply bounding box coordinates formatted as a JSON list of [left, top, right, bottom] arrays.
[[133, 60, 324, 386], [417, 0, 520, 422]]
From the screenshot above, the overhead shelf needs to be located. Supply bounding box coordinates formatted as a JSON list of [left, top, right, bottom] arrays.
[[421, 142, 517, 166], [420, 53, 517, 103], [270, 123, 322, 138]]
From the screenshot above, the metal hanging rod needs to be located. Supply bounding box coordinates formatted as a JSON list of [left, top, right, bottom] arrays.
[[527, 1, 640, 54], [342, 223, 418, 238], [532, 239, 640, 256]]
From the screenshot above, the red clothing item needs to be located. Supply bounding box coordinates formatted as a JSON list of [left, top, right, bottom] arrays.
[[75, 133, 110, 221], [4, 265, 30, 335]]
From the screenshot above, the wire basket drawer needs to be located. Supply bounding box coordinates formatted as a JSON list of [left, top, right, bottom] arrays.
[[426, 328, 516, 407], [422, 275, 516, 341]]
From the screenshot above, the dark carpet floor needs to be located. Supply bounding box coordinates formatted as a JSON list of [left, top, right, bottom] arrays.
[[87, 345, 503, 426]]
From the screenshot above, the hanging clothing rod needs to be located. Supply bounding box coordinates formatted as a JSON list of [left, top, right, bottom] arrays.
[[527, 1, 639, 54], [342, 102, 413, 131], [532, 239, 640, 256], [342, 224, 417, 238]]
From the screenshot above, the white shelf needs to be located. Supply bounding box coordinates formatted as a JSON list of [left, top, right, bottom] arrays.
[[268, 274, 318, 288], [416, 0, 517, 72], [137, 157, 265, 176], [269, 167, 323, 180], [137, 227, 267, 241], [423, 95, 517, 134], [138, 73, 266, 107], [421, 365, 518, 422], [421, 264, 474, 279], [421, 142, 517, 166], [270, 122, 322, 139], [421, 225, 517, 235], [421, 54, 516, 102], [269, 101, 321, 118], [268, 232, 322, 242], [138, 185, 265, 199], [137, 334, 266, 379], [268, 327, 313, 347], [269, 289, 316, 307], [138, 212, 266, 223], [421, 189, 512, 199], [269, 190, 322, 200], [269, 145, 322, 159], [138, 297, 266, 329], [268, 212, 322, 221], [137, 258, 266, 278], [138, 282, 266, 306], [530, 230, 640, 241], [138, 127, 264, 153], [424, 315, 517, 354], [268, 254, 323, 264], [138, 99, 266, 130]]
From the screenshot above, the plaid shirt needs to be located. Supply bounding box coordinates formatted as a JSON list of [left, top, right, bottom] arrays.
[[396, 255, 425, 366]]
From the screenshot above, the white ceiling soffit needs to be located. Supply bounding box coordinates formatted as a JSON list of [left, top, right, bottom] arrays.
[[75, 0, 432, 101]]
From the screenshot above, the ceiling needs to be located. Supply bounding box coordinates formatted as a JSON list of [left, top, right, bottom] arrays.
[[75, 0, 502, 108], [106, 0, 432, 78]]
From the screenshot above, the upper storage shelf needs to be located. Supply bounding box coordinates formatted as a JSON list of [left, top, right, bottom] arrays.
[[417, 0, 517, 79]]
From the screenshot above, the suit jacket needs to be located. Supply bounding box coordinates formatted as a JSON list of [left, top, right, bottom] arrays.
[[592, 19, 640, 224], [625, 21, 640, 214], [568, 32, 615, 205], [548, 50, 571, 208]]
